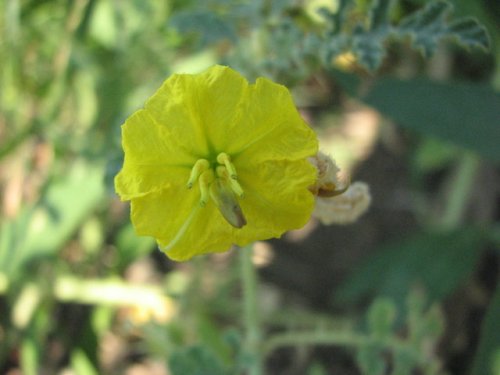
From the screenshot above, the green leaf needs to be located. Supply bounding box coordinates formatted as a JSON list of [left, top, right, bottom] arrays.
[[352, 26, 388, 71], [168, 345, 229, 375], [369, 0, 394, 30], [471, 282, 500, 375], [336, 227, 487, 306], [356, 343, 386, 375], [367, 298, 397, 339], [362, 78, 500, 161], [0, 162, 105, 278]]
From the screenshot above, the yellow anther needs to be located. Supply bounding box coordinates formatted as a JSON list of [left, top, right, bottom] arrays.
[[198, 169, 215, 207], [216, 152, 237, 179], [187, 159, 210, 188]]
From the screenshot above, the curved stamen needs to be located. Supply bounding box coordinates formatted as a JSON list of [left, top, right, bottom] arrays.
[[187, 159, 210, 188], [216, 166, 244, 197], [216, 152, 237, 179], [198, 169, 215, 206]]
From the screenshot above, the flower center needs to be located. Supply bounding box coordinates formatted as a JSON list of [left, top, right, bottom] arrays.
[[187, 152, 246, 228]]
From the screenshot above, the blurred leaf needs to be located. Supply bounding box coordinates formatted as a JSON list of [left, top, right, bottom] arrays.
[[169, 10, 237, 48], [88, 0, 118, 48], [71, 348, 99, 375], [20, 337, 38, 375], [115, 223, 155, 271], [471, 282, 500, 375], [356, 342, 386, 375], [326, 0, 490, 71], [0, 162, 105, 278], [412, 137, 460, 173], [336, 227, 487, 306], [168, 345, 229, 375], [367, 298, 397, 339], [362, 78, 500, 161], [197, 314, 233, 365]]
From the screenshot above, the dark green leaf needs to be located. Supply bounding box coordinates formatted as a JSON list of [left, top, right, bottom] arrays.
[[336, 227, 487, 306], [471, 282, 500, 375], [362, 78, 500, 161]]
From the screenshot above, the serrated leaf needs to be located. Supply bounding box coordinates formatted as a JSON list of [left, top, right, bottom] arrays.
[[447, 18, 490, 51], [351, 27, 388, 71], [399, 0, 489, 56]]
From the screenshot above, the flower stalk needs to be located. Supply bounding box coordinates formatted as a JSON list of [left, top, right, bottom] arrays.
[[241, 245, 264, 375]]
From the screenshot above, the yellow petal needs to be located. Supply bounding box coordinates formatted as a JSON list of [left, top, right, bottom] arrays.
[[229, 77, 318, 165], [233, 159, 317, 245], [130, 183, 199, 242], [115, 109, 195, 200], [145, 65, 247, 156]]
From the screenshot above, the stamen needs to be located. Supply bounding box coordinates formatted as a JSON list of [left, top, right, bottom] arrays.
[[187, 159, 210, 188], [216, 166, 244, 198], [198, 169, 215, 206], [216, 152, 237, 179]]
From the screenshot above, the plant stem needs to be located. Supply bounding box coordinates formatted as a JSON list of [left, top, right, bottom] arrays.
[[440, 152, 480, 229], [263, 331, 423, 363], [241, 245, 263, 375]]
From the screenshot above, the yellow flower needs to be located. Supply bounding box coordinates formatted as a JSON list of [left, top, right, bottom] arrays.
[[115, 65, 318, 261]]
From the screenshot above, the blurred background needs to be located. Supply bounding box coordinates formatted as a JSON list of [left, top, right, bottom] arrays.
[[0, 0, 499, 374]]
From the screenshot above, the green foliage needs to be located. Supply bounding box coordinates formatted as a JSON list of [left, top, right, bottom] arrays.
[[169, 0, 490, 77], [356, 292, 446, 375], [336, 227, 488, 306], [361, 78, 500, 161], [168, 345, 230, 375], [0, 162, 105, 279], [472, 282, 500, 375], [0, 0, 496, 373], [398, 1, 490, 56]]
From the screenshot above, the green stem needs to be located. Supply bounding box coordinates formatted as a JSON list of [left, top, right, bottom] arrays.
[[440, 152, 480, 229], [263, 331, 423, 363], [241, 245, 263, 375]]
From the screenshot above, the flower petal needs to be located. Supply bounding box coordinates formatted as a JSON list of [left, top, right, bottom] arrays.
[[145, 65, 248, 157], [115, 109, 195, 199], [233, 159, 317, 245], [130, 183, 199, 242], [228, 77, 318, 165]]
